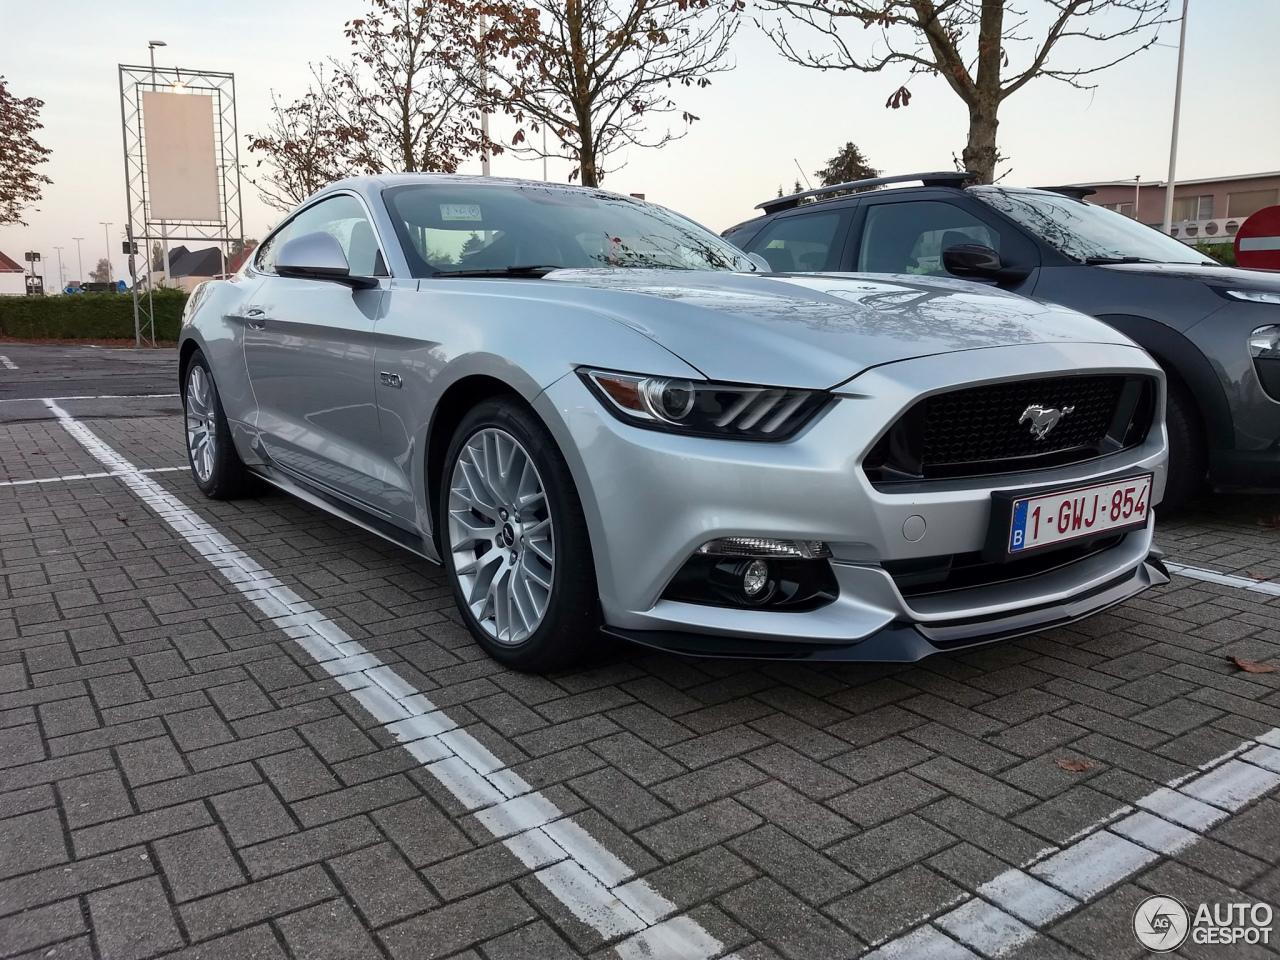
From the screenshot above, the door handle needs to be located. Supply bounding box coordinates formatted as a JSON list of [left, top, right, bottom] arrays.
[[380, 371, 403, 389], [243, 307, 267, 329]]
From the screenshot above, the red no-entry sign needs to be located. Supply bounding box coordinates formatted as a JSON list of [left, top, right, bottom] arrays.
[[1235, 205, 1280, 270]]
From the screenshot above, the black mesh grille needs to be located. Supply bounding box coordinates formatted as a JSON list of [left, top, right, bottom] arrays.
[[864, 375, 1156, 483], [924, 376, 1123, 466]]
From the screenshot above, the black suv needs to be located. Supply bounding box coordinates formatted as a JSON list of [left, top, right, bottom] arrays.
[[723, 173, 1280, 509]]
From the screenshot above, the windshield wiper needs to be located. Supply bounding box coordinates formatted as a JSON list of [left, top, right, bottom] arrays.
[[1082, 256, 1158, 265], [432, 265, 563, 278]]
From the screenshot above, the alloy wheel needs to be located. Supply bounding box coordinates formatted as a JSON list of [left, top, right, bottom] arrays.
[[447, 427, 555, 644], [185, 365, 217, 484]]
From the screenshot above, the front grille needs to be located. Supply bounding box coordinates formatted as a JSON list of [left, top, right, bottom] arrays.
[[884, 534, 1124, 598], [864, 375, 1156, 483]]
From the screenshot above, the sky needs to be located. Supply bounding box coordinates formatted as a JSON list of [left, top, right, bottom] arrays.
[[1, 0, 1277, 287]]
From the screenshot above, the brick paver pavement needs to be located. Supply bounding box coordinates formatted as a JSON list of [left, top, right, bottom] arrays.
[[1, 399, 1278, 960]]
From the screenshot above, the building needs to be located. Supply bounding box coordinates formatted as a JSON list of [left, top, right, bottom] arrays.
[[1076, 171, 1280, 244], [152, 245, 226, 292], [0, 250, 27, 296]]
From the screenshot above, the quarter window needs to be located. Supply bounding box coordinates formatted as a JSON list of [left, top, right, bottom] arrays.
[[748, 213, 843, 273], [858, 201, 999, 275], [255, 194, 387, 277]]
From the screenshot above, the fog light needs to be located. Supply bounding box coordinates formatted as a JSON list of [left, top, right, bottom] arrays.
[[743, 559, 770, 597]]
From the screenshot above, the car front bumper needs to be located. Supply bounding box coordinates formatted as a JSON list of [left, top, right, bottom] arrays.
[[535, 341, 1168, 660]]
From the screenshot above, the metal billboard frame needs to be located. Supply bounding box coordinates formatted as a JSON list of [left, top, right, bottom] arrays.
[[119, 63, 246, 346]]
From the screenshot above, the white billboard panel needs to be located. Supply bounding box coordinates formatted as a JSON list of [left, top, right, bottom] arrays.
[[143, 91, 221, 222]]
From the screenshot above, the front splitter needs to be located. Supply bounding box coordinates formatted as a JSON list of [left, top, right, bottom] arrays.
[[601, 554, 1169, 662]]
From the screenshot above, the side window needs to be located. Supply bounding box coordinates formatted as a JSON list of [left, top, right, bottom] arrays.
[[858, 201, 999, 275], [747, 212, 843, 273], [256, 195, 387, 277]]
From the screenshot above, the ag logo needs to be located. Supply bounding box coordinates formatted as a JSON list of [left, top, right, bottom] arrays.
[[1133, 895, 1190, 952]]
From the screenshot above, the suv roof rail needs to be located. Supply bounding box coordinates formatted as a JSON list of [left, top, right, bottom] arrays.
[[1035, 185, 1097, 200], [756, 171, 978, 215]]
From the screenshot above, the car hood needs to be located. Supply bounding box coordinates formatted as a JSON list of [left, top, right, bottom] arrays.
[[542, 269, 1134, 389], [1098, 261, 1280, 288]]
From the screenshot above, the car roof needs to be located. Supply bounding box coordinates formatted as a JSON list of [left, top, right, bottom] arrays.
[[722, 180, 1093, 237]]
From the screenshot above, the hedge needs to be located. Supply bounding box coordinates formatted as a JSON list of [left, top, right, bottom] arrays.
[[0, 289, 189, 341]]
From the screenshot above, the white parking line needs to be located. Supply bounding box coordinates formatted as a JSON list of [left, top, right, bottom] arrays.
[[1166, 560, 1280, 598], [866, 731, 1280, 958], [0, 466, 184, 488], [0, 355, 17, 370], [43, 399, 738, 960], [0, 393, 179, 404]]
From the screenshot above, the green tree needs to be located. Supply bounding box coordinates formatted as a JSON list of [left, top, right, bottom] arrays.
[[816, 142, 879, 187]]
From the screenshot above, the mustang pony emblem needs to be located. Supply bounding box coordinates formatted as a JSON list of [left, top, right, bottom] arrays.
[[1019, 404, 1075, 440]]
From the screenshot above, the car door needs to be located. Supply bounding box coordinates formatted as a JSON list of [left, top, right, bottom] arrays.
[[845, 194, 1039, 294], [242, 193, 395, 511], [741, 206, 854, 273]]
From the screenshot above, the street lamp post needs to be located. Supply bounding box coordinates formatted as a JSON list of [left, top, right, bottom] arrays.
[[53, 246, 65, 292], [72, 237, 84, 286], [100, 222, 114, 283], [1162, 0, 1190, 236], [148, 40, 166, 88]]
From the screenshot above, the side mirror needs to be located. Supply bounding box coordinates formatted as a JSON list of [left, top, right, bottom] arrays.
[[942, 243, 1031, 287], [745, 252, 772, 273], [276, 231, 378, 289]]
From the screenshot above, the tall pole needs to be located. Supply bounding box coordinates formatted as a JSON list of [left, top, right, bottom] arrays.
[[1134, 176, 1141, 220], [1161, 0, 1190, 236], [53, 246, 65, 292], [479, 13, 490, 177], [100, 222, 114, 283], [73, 237, 84, 286]]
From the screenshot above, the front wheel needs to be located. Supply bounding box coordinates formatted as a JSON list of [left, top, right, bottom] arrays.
[[439, 399, 600, 671], [1160, 377, 1207, 513]]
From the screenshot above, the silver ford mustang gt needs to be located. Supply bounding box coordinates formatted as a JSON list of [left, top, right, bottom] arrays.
[[179, 175, 1170, 670]]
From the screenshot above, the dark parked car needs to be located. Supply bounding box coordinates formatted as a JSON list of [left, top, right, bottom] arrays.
[[724, 173, 1280, 508]]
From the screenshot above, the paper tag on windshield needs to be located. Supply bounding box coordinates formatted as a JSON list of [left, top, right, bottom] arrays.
[[440, 204, 482, 222]]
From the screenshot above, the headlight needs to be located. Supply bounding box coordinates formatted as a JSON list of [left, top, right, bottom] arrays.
[[1250, 325, 1280, 359], [1227, 290, 1280, 305], [580, 369, 829, 440]]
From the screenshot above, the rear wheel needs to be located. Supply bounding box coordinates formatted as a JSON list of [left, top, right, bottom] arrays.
[[439, 399, 600, 671], [184, 350, 255, 499], [1160, 376, 1207, 513]]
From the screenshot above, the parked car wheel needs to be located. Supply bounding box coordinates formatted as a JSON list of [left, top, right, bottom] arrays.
[[1161, 376, 1208, 512], [440, 399, 600, 670], [184, 350, 255, 500]]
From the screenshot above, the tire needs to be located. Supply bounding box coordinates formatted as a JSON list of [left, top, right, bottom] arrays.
[[183, 350, 256, 500], [439, 398, 600, 671], [1160, 376, 1208, 513]]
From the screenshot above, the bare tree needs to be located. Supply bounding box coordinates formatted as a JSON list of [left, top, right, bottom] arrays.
[[757, 0, 1174, 183], [247, 73, 366, 211], [248, 0, 492, 210], [479, 0, 744, 186], [0, 76, 52, 226]]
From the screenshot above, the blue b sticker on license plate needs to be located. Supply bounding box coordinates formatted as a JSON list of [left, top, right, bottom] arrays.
[[1009, 474, 1153, 553]]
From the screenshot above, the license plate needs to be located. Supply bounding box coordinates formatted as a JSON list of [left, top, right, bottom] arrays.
[[1009, 474, 1152, 553]]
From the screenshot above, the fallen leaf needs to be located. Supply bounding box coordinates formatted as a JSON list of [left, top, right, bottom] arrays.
[[1244, 571, 1271, 581], [116, 514, 129, 525], [1054, 757, 1095, 773], [1229, 656, 1277, 674], [1055, 759, 1094, 772]]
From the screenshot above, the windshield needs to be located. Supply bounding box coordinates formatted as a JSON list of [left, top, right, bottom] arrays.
[[972, 187, 1213, 265], [383, 181, 756, 277]]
